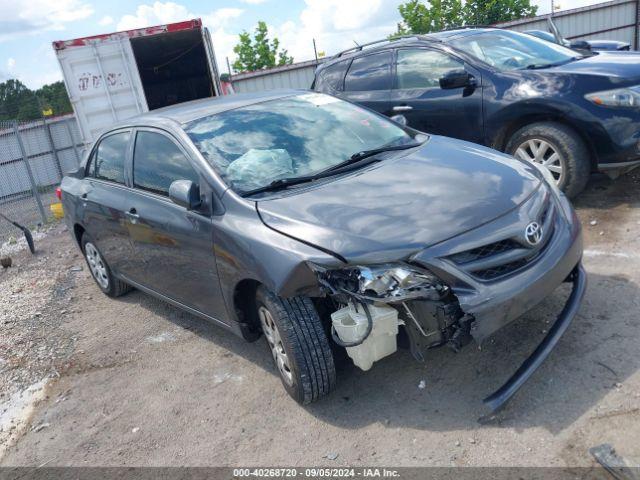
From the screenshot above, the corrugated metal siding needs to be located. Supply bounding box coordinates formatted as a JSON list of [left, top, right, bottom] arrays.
[[498, 0, 638, 47], [230, 60, 320, 93]]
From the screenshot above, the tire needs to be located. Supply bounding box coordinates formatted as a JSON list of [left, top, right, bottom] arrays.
[[506, 122, 590, 198], [80, 233, 132, 298], [255, 286, 336, 404]]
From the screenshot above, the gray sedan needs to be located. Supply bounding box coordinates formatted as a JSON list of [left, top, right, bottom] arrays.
[[60, 91, 586, 411]]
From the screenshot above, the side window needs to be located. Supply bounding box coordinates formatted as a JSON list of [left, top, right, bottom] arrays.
[[344, 51, 392, 92], [94, 132, 130, 183], [133, 131, 199, 197], [315, 61, 349, 92], [395, 49, 464, 89]]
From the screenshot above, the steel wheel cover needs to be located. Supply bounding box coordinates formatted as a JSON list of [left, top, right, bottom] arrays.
[[85, 242, 109, 289], [258, 306, 294, 386]]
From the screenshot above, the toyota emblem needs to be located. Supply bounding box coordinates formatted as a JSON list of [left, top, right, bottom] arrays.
[[525, 222, 543, 246]]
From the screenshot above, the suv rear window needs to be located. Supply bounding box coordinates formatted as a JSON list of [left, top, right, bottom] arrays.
[[344, 51, 392, 91], [91, 132, 130, 184], [315, 61, 349, 92]]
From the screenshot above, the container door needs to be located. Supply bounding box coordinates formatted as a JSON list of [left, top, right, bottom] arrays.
[[55, 38, 148, 146], [202, 27, 221, 97]]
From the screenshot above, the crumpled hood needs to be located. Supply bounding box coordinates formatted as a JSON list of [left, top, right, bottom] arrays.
[[257, 136, 541, 263]]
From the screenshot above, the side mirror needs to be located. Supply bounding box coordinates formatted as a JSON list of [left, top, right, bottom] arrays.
[[570, 40, 591, 51], [169, 180, 201, 210], [439, 69, 475, 90], [390, 114, 407, 126]]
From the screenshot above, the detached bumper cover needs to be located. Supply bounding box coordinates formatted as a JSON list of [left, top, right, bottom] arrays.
[[483, 263, 587, 412]]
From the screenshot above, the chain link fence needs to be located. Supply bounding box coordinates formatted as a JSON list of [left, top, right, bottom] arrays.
[[0, 115, 83, 244]]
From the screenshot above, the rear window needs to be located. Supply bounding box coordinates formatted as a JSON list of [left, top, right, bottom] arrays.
[[344, 51, 392, 91], [92, 132, 130, 184], [314, 61, 350, 92], [133, 131, 199, 196]]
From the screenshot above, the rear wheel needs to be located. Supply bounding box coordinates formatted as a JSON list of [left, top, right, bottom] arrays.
[[506, 122, 590, 198], [255, 286, 336, 404], [81, 234, 132, 298]]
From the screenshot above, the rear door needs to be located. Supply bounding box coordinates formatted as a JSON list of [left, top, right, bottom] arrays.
[[389, 48, 484, 143], [124, 128, 226, 319], [81, 130, 136, 276], [340, 51, 394, 115]]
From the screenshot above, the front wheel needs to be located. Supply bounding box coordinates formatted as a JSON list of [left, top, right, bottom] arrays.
[[255, 287, 336, 404], [506, 122, 590, 198]]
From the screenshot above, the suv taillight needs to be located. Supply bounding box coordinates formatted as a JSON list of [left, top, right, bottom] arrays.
[[55, 187, 62, 200]]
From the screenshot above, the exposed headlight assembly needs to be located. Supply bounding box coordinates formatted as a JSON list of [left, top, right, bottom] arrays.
[[317, 263, 447, 302], [585, 85, 640, 108]]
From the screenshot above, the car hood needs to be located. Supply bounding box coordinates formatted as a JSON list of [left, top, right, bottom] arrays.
[[257, 136, 542, 263], [550, 52, 640, 81]]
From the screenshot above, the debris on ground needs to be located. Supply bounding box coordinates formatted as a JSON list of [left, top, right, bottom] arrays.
[[590, 220, 598, 226], [0, 223, 77, 454], [325, 452, 339, 460], [32, 423, 50, 433], [0, 256, 11, 269], [589, 444, 640, 480], [418, 379, 426, 389]]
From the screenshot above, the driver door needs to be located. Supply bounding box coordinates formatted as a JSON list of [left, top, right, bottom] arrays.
[[389, 48, 484, 144], [124, 128, 227, 320]]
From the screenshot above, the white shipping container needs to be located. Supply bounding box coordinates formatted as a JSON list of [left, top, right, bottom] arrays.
[[53, 19, 222, 146]]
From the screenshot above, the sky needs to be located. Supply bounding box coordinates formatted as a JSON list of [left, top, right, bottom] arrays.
[[0, 0, 607, 90]]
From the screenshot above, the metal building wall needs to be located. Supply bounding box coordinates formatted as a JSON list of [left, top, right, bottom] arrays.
[[230, 59, 321, 93], [497, 0, 639, 48]]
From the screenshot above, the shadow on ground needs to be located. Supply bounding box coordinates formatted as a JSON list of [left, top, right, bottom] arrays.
[[115, 267, 640, 437]]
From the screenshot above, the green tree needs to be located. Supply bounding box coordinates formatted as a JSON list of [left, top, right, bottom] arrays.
[[232, 21, 293, 73], [36, 81, 73, 117], [0, 79, 37, 121], [393, 0, 537, 36], [0, 79, 72, 121], [463, 0, 537, 25], [393, 0, 463, 36]]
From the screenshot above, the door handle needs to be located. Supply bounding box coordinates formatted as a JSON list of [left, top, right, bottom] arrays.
[[125, 208, 139, 223], [393, 105, 413, 112]]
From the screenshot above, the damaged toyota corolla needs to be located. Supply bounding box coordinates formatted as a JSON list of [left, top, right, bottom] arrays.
[[60, 91, 586, 412]]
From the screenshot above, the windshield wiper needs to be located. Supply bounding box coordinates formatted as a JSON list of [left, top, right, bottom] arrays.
[[524, 56, 583, 70], [322, 142, 421, 174], [241, 175, 319, 196], [242, 142, 421, 197]]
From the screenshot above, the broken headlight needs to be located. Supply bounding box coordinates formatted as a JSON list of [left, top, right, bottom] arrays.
[[317, 263, 447, 302]]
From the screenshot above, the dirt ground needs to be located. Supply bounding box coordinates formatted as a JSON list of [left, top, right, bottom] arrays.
[[1, 172, 639, 468]]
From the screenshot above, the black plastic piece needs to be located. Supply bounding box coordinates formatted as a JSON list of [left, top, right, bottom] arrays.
[[482, 263, 587, 413], [0, 212, 35, 254]]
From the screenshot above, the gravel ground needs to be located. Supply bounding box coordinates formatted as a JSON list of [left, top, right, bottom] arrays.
[[1, 173, 639, 467]]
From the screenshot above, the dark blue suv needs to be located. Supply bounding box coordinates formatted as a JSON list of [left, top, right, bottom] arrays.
[[313, 28, 640, 197]]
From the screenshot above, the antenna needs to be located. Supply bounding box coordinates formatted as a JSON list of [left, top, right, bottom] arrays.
[[353, 40, 360, 47]]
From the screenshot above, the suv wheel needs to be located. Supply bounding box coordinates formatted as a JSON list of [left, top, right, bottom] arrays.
[[255, 286, 336, 404], [81, 234, 132, 298], [506, 122, 590, 198]]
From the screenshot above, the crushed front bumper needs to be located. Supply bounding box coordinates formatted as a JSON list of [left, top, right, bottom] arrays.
[[483, 262, 587, 413]]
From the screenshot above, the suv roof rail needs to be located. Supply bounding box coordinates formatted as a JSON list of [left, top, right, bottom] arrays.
[[333, 34, 439, 58], [437, 24, 497, 32]]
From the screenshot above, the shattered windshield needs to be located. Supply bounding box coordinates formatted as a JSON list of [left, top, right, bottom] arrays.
[[185, 93, 412, 194]]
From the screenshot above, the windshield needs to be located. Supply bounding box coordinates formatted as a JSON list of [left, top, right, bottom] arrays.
[[185, 93, 413, 194], [449, 30, 578, 70]]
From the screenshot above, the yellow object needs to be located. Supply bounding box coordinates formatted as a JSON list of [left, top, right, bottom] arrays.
[[50, 202, 64, 219], [42, 108, 53, 116]]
